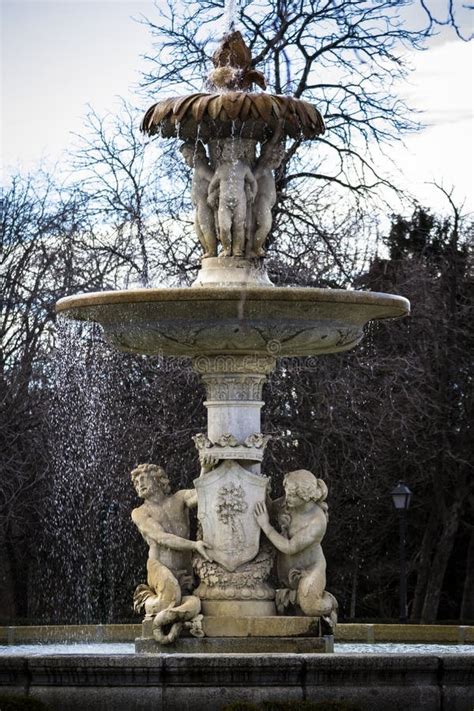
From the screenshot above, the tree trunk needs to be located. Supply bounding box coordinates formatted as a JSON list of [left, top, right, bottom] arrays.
[[410, 508, 438, 621], [0, 543, 17, 621], [4, 531, 28, 621], [349, 550, 359, 619], [460, 530, 474, 623], [420, 496, 463, 623]]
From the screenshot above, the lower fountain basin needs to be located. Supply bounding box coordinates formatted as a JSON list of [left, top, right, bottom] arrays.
[[1, 646, 472, 711], [56, 286, 409, 358]]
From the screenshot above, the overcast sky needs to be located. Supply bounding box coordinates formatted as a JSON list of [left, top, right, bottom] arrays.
[[1, 0, 473, 215]]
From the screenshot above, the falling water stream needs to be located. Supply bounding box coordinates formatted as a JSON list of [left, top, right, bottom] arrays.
[[33, 320, 140, 624], [223, 0, 239, 32]]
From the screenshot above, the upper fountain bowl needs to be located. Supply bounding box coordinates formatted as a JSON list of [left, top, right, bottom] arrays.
[[56, 285, 409, 358], [141, 92, 325, 142]]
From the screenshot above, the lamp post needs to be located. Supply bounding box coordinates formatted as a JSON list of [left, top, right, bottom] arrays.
[[391, 482, 412, 624]]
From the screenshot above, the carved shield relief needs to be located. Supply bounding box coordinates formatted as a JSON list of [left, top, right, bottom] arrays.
[[194, 461, 268, 572]]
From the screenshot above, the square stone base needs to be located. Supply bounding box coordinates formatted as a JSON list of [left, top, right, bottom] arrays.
[[135, 635, 333, 653], [136, 616, 333, 653]]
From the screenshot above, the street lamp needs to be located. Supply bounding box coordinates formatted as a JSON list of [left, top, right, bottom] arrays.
[[391, 482, 412, 624]]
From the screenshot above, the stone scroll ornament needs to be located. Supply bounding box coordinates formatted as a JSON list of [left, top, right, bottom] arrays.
[[192, 431, 271, 462], [254, 469, 338, 630], [130, 463, 212, 644]]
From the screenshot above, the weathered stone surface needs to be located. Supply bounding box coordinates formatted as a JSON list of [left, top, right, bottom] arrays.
[[335, 623, 375, 641], [135, 636, 331, 653], [194, 542, 275, 607], [180, 132, 285, 261], [141, 91, 325, 143], [441, 655, 474, 711], [256, 470, 337, 627], [195, 460, 268, 572], [180, 142, 217, 259], [201, 600, 276, 617], [304, 655, 441, 711], [193, 256, 273, 287], [195, 356, 274, 446], [206, 139, 258, 258], [129, 463, 207, 645], [199, 614, 322, 637], [372, 623, 462, 643], [464, 626, 474, 643], [2, 653, 473, 711], [55, 286, 409, 358], [333, 623, 469, 643]]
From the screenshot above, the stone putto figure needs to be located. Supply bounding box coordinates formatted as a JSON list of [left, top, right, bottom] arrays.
[[254, 469, 337, 628], [180, 142, 218, 258], [131, 463, 212, 644], [207, 140, 258, 257], [247, 139, 285, 258]]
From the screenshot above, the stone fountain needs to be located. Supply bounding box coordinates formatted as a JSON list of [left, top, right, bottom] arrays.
[[56, 31, 409, 654]]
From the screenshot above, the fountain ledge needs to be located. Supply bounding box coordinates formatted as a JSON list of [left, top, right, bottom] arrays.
[[1, 653, 472, 711]]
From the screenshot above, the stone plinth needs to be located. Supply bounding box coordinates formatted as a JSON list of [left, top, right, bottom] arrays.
[[136, 615, 330, 654], [192, 256, 273, 287], [135, 635, 332, 654]]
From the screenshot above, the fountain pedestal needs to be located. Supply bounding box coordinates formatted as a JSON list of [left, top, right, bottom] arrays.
[[193, 354, 275, 463], [191, 355, 277, 617], [192, 256, 273, 288]]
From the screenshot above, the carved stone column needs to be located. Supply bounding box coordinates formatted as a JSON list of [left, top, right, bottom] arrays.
[[192, 355, 277, 616], [194, 355, 275, 462]]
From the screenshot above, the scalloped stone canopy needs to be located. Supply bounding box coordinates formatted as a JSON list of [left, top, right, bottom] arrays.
[[140, 92, 325, 142]]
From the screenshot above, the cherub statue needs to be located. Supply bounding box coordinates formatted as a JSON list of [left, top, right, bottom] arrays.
[[207, 141, 258, 257], [254, 469, 337, 628], [131, 463, 212, 644], [180, 142, 217, 258], [246, 139, 285, 258]]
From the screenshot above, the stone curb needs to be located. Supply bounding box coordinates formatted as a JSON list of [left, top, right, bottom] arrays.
[[0, 653, 472, 711], [0, 622, 472, 645]]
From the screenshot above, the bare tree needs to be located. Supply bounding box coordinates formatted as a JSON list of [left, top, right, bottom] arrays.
[[359, 199, 473, 622], [0, 169, 128, 618], [136, 0, 472, 264], [73, 101, 202, 286], [420, 0, 474, 41]]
